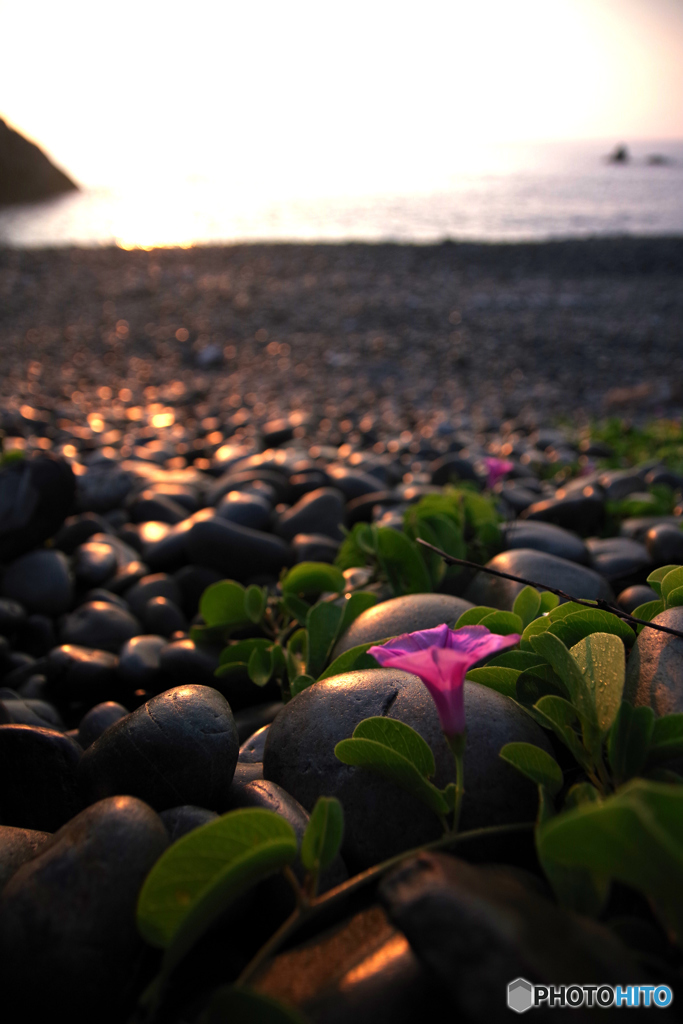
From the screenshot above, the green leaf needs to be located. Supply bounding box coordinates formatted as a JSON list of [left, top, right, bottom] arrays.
[[646, 564, 681, 598], [520, 615, 550, 650], [191, 624, 230, 645], [667, 586, 683, 609], [608, 701, 655, 784], [539, 591, 560, 613], [271, 643, 286, 680], [516, 663, 567, 705], [300, 797, 344, 875], [537, 779, 683, 943], [286, 629, 308, 682], [513, 586, 542, 628], [334, 737, 448, 815], [200, 580, 247, 627], [570, 632, 625, 735], [338, 591, 379, 635], [563, 782, 601, 811], [499, 742, 563, 797], [466, 666, 520, 698], [548, 609, 635, 649], [454, 606, 499, 627], [478, 610, 523, 636], [306, 601, 344, 679], [282, 562, 346, 597], [660, 566, 683, 605], [281, 593, 310, 627], [248, 645, 273, 687], [245, 585, 267, 624], [216, 638, 273, 676], [316, 639, 387, 681], [533, 695, 592, 770], [352, 716, 435, 777], [200, 987, 307, 1024], [631, 599, 665, 632], [647, 713, 683, 765], [487, 650, 546, 671], [408, 517, 446, 588], [529, 632, 592, 721], [546, 600, 596, 622], [376, 527, 432, 595], [137, 809, 298, 972], [290, 674, 316, 697]]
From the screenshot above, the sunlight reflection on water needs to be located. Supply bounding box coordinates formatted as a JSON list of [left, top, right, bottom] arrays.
[[1, 140, 682, 248]]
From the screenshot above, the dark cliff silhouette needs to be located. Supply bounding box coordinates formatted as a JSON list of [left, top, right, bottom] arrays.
[[0, 118, 78, 205]]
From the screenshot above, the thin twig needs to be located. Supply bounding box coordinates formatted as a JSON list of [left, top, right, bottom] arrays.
[[416, 538, 683, 641]]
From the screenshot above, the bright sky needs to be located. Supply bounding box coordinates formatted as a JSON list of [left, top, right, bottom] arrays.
[[1, 0, 682, 192]]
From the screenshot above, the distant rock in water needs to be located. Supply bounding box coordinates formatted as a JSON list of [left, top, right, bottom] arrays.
[[606, 144, 630, 164], [0, 118, 77, 205]]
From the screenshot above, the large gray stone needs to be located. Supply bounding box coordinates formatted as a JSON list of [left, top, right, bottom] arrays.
[[0, 797, 168, 1023], [465, 548, 614, 611], [624, 606, 683, 715], [263, 669, 552, 871], [331, 593, 474, 659], [500, 521, 590, 565]]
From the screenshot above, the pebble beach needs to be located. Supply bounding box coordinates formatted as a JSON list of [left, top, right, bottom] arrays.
[[1, 235, 683, 1023], [1, 237, 682, 449]]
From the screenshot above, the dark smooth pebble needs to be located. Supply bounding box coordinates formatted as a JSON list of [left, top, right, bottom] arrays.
[[60, 600, 141, 654], [79, 684, 240, 811], [500, 520, 590, 565], [291, 533, 340, 564], [46, 645, 121, 705], [645, 523, 683, 566], [466, 548, 614, 610], [275, 487, 345, 542], [617, 585, 659, 614], [0, 597, 26, 636], [586, 537, 651, 588], [117, 634, 167, 691], [216, 489, 272, 530], [159, 637, 220, 686], [141, 596, 188, 637], [173, 564, 223, 618], [187, 517, 292, 581], [53, 512, 111, 554], [129, 491, 188, 525], [0, 796, 168, 1022], [72, 540, 118, 588], [77, 701, 129, 749], [160, 804, 219, 841], [520, 486, 605, 536], [233, 701, 284, 743], [124, 572, 182, 619], [0, 724, 82, 831], [239, 724, 270, 763], [0, 454, 75, 561], [1, 549, 73, 616]]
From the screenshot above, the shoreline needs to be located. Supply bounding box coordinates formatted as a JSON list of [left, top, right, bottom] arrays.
[[1, 236, 682, 434]]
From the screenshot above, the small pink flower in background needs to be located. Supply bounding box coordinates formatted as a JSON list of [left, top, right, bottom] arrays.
[[368, 624, 519, 738], [482, 456, 514, 490]]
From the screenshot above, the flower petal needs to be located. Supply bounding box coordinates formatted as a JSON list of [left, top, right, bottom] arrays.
[[368, 622, 451, 662]]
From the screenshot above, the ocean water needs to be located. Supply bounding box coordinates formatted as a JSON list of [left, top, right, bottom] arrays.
[[1, 139, 682, 248]]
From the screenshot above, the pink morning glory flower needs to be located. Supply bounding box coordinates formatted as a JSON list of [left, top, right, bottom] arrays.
[[368, 624, 519, 738], [483, 456, 514, 490]]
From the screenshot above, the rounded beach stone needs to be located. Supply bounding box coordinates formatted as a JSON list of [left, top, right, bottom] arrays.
[[72, 540, 118, 588], [519, 488, 605, 536], [0, 724, 82, 831], [624, 606, 683, 715], [617, 584, 658, 614], [0, 825, 51, 892], [160, 804, 218, 841], [60, 600, 141, 654], [123, 572, 182, 619], [275, 487, 345, 542], [1, 549, 73, 617], [187, 516, 292, 580], [0, 796, 168, 1022], [0, 454, 76, 562], [500, 521, 590, 565], [216, 489, 272, 530], [331, 593, 475, 659], [585, 537, 651, 588], [79, 684, 240, 811], [77, 701, 129, 749], [46, 644, 121, 705], [645, 523, 683, 566], [239, 724, 271, 763], [263, 669, 552, 871], [117, 634, 167, 690], [291, 533, 340, 564], [141, 595, 188, 636], [465, 548, 614, 611]]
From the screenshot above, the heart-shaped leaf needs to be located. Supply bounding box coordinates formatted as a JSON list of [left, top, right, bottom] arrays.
[[466, 665, 520, 698], [478, 610, 523, 636], [282, 562, 346, 597], [454, 606, 499, 627], [513, 586, 542, 628], [300, 796, 344, 875], [608, 701, 654, 784], [499, 742, 563, 797], [570, 632, 625, 736], [334, 737, 448, 815], [306, 601, 344, 679], [352, 716, 436, 777], [200, 580, 247, 627]]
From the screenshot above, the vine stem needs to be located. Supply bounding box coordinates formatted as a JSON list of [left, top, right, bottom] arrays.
[[235, 821, 530, 987], [416, 539, 683, 641]]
